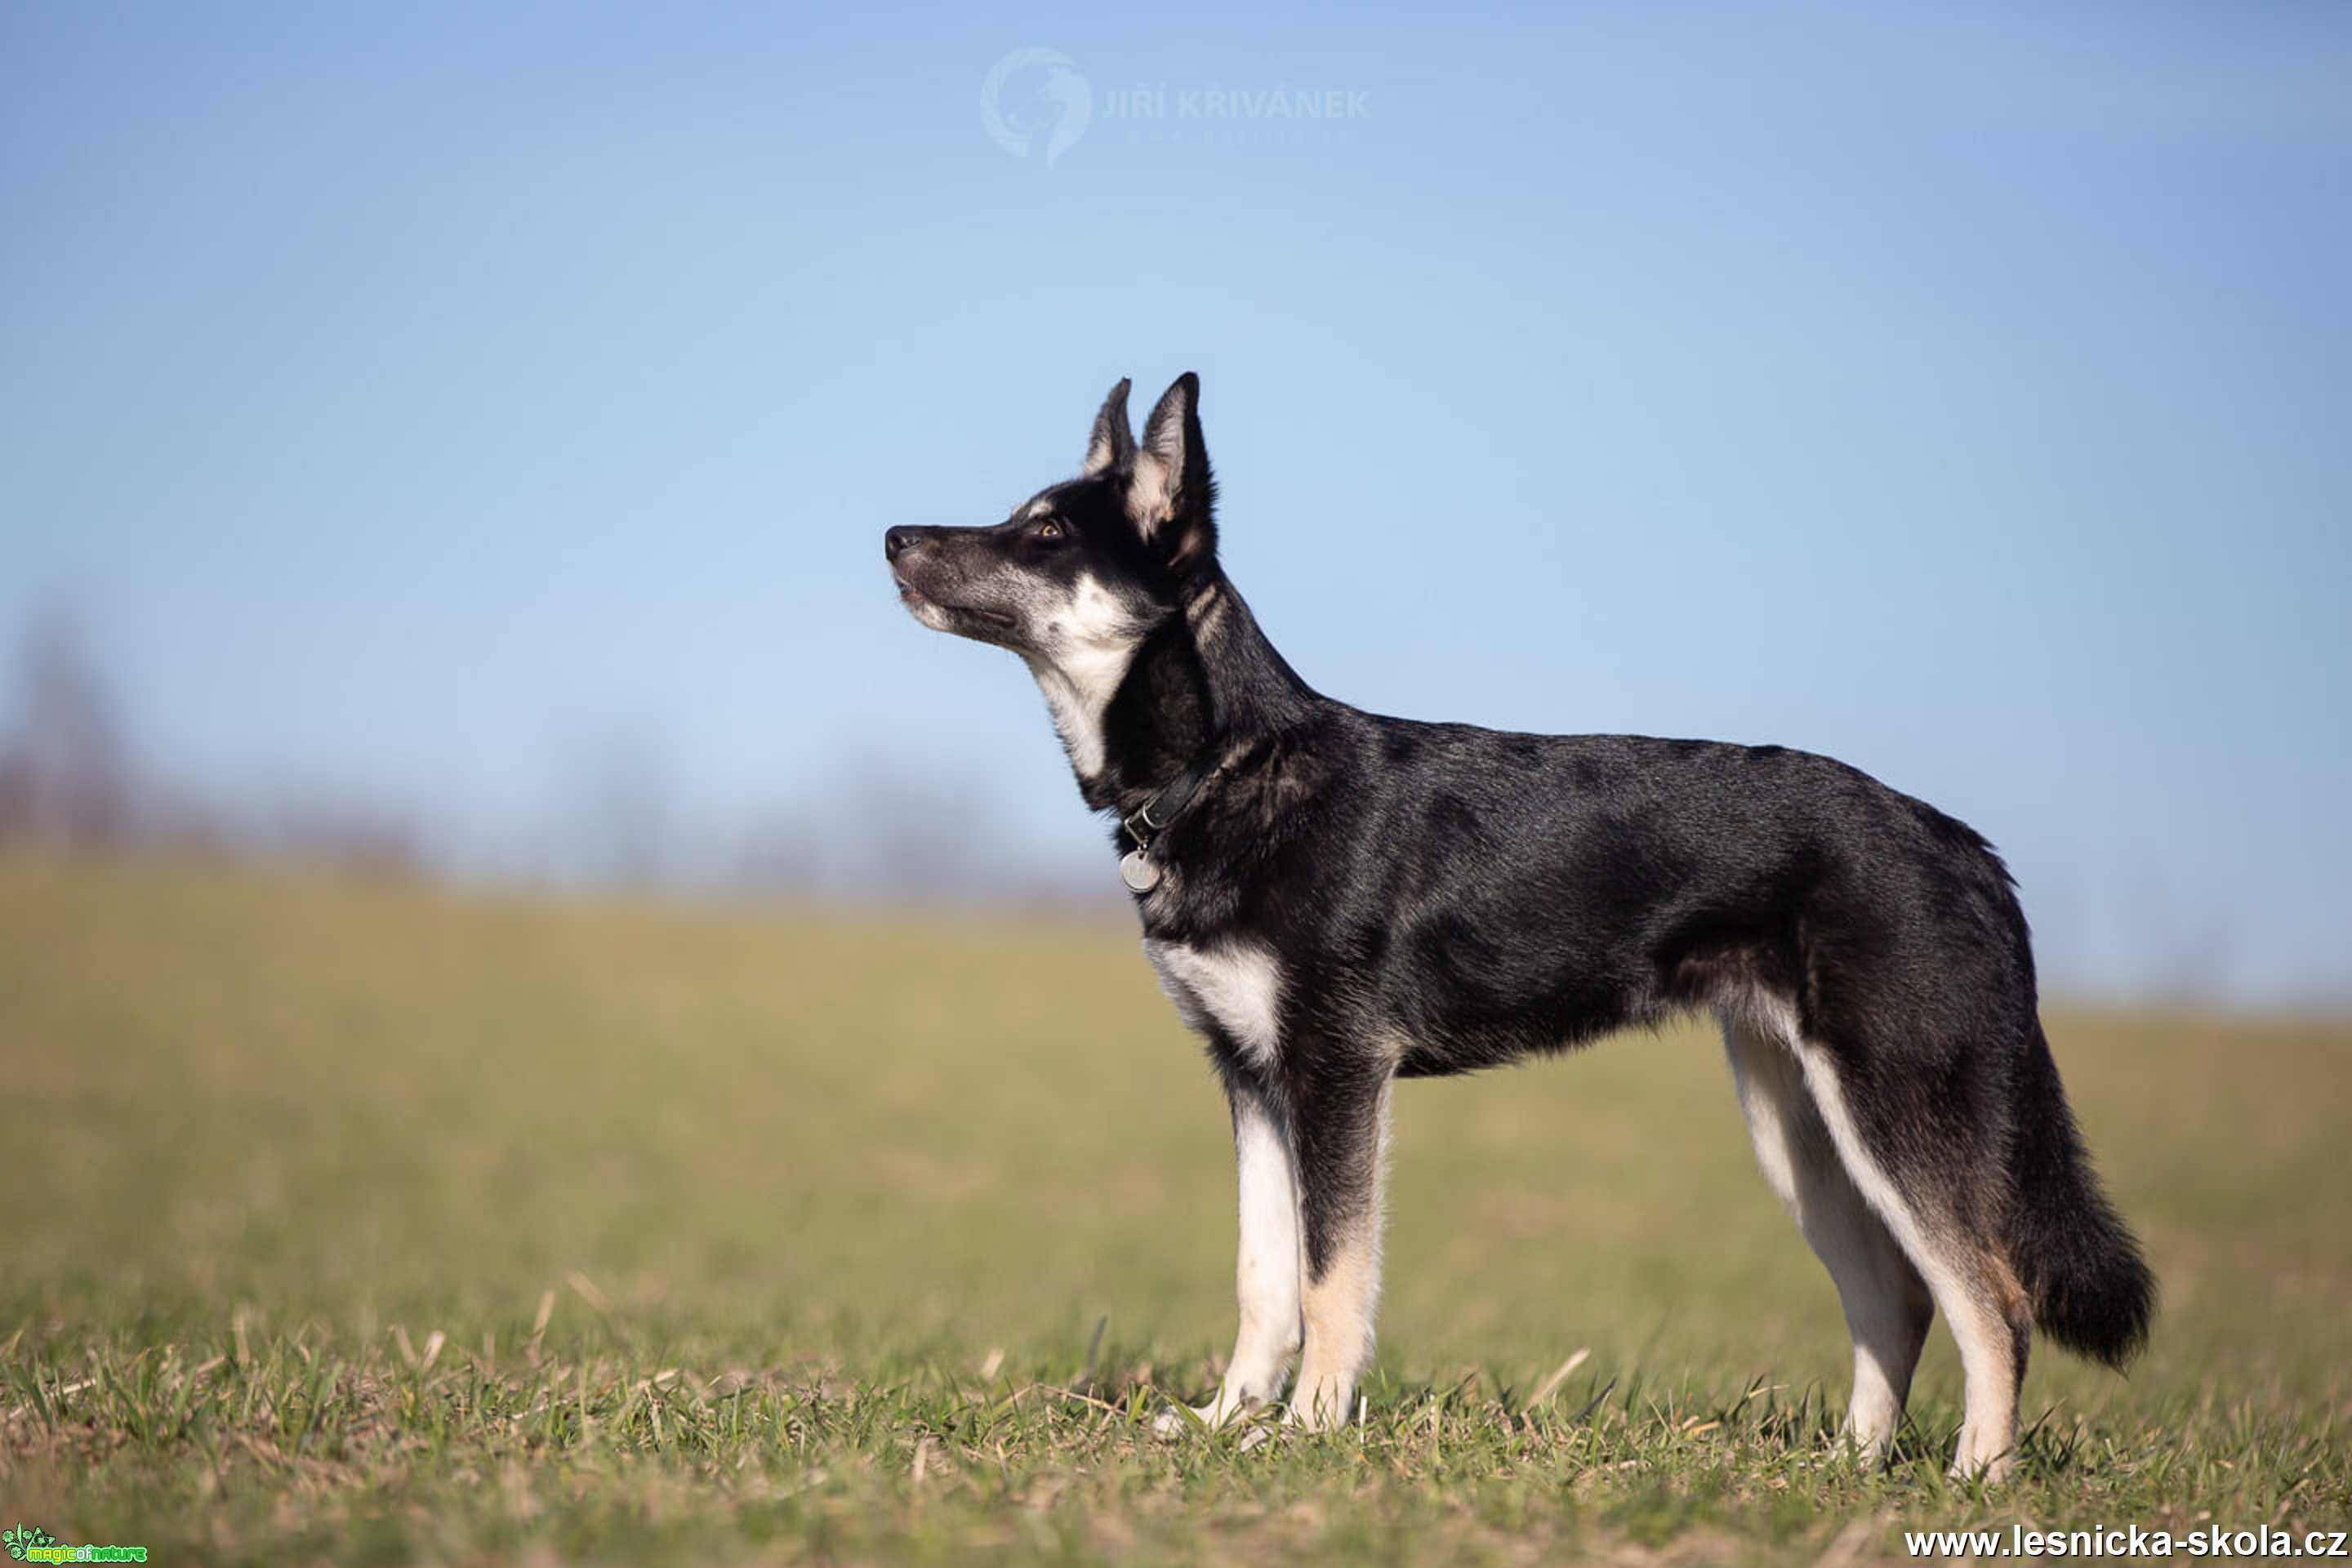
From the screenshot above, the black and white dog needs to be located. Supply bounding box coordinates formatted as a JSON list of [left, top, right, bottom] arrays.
[[884, 375, 2153, 1478]]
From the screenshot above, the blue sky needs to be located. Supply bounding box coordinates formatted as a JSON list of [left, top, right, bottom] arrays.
[[3, 3, 2348, 1002]]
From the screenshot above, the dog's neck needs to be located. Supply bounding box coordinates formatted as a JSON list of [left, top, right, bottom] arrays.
[[1062, 571, 1319, 816]]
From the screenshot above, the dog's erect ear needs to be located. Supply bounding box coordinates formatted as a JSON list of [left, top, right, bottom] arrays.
[[1129, 372, 1216, 568], [1082, 378, 1134, 476]]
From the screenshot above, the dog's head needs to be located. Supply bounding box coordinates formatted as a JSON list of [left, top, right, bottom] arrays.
[[884, 374, 1218, 663]]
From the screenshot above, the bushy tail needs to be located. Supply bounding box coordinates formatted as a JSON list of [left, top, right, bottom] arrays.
[[2005, 1023, 2156, 1369]]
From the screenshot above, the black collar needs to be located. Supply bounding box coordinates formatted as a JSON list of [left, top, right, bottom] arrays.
[[1119, 756, 1220, 857]]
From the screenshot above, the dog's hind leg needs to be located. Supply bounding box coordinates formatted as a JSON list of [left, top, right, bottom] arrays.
[[1780, 1027, 2032, 1481], [1722, 1016, 1933, 1463], [1287, 1067, 1392, 1432]]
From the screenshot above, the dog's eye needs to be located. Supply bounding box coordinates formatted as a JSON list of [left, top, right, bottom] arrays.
[[1033, 519, 1064, 541]]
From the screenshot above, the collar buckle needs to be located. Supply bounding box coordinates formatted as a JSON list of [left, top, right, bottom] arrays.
[[1121, 798, 1169, 851]]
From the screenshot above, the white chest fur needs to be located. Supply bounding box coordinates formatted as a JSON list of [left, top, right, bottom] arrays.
[[1023, 574, 1145, 782], [1144, 939, 1285, 1070]]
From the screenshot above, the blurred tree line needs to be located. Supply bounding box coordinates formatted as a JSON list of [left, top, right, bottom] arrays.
[[0, 604, 421, 877], [0, 601, 1110, 914]]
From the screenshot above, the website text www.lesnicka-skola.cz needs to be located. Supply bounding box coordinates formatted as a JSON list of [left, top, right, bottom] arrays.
[[1904, 1526, 2350, 1559]]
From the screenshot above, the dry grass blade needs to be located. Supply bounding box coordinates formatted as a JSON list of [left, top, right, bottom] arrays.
[[1529, 1347, 1592, 1407], [565, 1270, 615, 1319], [1078, 1314, 1107, 1388]]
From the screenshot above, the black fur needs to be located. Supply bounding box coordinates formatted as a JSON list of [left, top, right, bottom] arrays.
[[2005, 1022, 2157, 1366], [885, 374, 2155, 1443]]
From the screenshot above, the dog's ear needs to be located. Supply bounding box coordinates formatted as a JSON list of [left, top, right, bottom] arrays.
[[1129, 372, 1216, 568], [1082, 378, 1134, 476]]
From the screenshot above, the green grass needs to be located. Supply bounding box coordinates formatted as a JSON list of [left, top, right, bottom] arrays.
[[1, 858, 2345, 1564]]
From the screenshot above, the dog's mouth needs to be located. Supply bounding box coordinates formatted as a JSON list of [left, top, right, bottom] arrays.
[[894, 574, 1018, 631]]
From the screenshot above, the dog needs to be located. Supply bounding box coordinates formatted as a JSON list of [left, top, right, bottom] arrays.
[[884, 374, 2154, 1479]]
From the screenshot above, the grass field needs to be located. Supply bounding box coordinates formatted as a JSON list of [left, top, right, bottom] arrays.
[[1, 858, 2346, 1564]]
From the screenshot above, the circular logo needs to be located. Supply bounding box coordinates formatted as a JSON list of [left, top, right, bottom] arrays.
[[981, 48, 1092, 166]]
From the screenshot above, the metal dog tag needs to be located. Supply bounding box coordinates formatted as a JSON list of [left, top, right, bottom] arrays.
[[1119, 849, 1162, 893]]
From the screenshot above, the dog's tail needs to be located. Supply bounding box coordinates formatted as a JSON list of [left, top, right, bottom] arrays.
[[2003, 1021, 2156, 1369]]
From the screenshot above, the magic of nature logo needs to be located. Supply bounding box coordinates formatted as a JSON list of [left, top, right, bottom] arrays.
[[2, 1525, 147, 1564]]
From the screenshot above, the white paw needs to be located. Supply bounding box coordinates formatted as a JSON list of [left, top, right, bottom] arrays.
[[1233, 1415, 1281, 1450], [1148, 1403, 1212, 1439], [1948, 1436, 2016, 1483], [1149, 1398, 1283, 1444], [1284, 1383, 1356, 1434], [1834, 1421, 1896, 1468]]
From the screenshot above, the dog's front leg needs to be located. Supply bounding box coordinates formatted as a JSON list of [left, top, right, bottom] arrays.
[[1287, 1066, 1392, 1432], [1156, 1085, 1303, 1436], [1210, 1087, 1305, 1419]]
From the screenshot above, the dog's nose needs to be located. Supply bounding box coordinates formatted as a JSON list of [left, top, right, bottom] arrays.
[[884, 527, 924, 562]]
